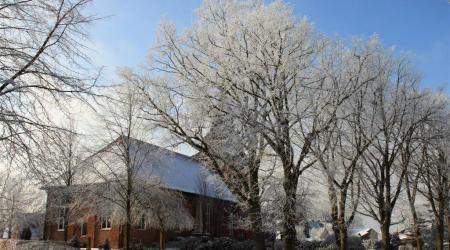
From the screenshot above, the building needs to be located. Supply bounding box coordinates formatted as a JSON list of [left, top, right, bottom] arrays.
[[295, 220, 334, 241], [398, 229, 415, 245], [42, 138, 245, 249], [1, 212, 44, 240], [355, 228, 379, 241]]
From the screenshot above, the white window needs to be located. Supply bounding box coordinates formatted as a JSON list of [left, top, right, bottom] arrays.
[[138, 214, 145, 230], [100, 217, 111, 229], [57, 207, 66, 231], [81, 222, 87, 236]]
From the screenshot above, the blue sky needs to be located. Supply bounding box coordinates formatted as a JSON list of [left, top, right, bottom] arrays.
[[87, 0, 450, 93]]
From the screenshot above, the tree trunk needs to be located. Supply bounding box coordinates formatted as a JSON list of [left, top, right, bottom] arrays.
[[337, 223, 347, 250], [380, 217, 391, 250], [125, 221, 131, 250], [446, 180, 450, 247], [405, 177, 423, 250], [249, 169, 266, 250], [159, 229, 166, 250], [282, 175, 298, 250], [337, 199, 348, 250], [125, 159, 132, 250], [125, 206, 131, 250], [434, 207, 444, 250], [338, 187, 347, 250], [435, 220, 444, 250], [410, 206, 423, 250], [327, 176, 341, 248], [64, 224, 68, 242], [446, 208, 450, 247], [434, 191, 446, 250]]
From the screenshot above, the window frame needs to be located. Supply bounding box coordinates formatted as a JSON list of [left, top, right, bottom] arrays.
[[57, 207, 66, 231], [194, 199, 203, 233], [205, 201, 211, 234], [228, 212, 234, 237], [100, 217, 111, 230], [137, 214, 146, 230], [81, 222, 88, 236]]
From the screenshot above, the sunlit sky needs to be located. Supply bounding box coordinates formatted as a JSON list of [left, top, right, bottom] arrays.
[[86, 0, 450, 94]]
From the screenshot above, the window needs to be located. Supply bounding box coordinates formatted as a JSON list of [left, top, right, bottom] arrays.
[[138, 214, 145, 230], [57, 207, 66, 231], [205, 202, 211, 234], [100, 217, 111, 230], [228, 213, 234, 237], [194, 199, 203, 233], [174, 224, 182, 233], [81, 222, 87, 236]]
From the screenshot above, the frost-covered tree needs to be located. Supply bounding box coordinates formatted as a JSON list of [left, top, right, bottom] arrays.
[[134, 75, 270, 249], [86, 79, 193, 250], [399, 103, 447, 250], [37, 123, 90, 241], [415, 116, 450, 250], [32, 121, 86, 186], [309, 37, 388, 250], [133, 1, 316, 248], [0, 171, 43, 239], [85, 80, 154, 250], [403, 137, 428, 250], [135, 183, 193, 250], [134, 1, 375, 248], [358, 54, 446, 249], [0, 0, 100, 165]]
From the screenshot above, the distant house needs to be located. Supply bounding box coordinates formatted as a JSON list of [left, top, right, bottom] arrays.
[[2, 212, 44, 240], [355, 228, 378, 240], [398, 229, 415, 245], [43, 139, 247, 249], [296, 220, 334, 241]]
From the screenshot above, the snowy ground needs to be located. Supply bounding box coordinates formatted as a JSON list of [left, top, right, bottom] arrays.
[[0, 240, 78, 250]]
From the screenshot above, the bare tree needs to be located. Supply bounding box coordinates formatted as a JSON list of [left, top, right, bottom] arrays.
[[403, 142, 426, 250], [84, 80, 155, 250], [33, 121, 89, 242], [0, 170, 43, 239], [416, 119, 450, 250], [309, 38, 386, 250], [400, 119, 445, 250], [134, 81, 270, 249], [32, 121, 85, 185], [0, 0, 99, 166], [132, 1, 368, 248], [0, 172, 23, 238], [358, 55, 444, 249]]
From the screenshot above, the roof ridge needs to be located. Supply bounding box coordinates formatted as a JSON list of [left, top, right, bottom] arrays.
[[127, 137, 200, 163]]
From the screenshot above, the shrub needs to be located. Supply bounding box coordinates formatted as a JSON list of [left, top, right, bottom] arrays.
[[19, 227, 31, 240], [68, 235, 80, 248], [99, 238, 110, 250]]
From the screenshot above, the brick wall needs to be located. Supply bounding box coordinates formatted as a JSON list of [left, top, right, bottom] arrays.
[[44, 188, 245, 248]]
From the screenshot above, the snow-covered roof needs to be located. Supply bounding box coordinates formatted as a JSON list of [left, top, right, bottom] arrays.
[[398, 233, 414, 240], [92, 138, 236, 202], [355, 228, 377, 237], [308, 220, 325, 228], [134, 140, 235, 201]]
